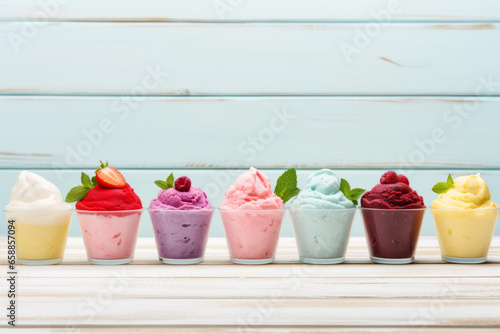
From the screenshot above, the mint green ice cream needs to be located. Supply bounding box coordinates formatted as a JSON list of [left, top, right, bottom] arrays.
[[288, 169, 356, 264], [288, 169, 354, 209]]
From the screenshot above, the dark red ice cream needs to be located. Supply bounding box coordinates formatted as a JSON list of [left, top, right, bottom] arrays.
[[361, 171, 425, 209], [76, 184, 142, 211], [361, 171, 425, 261]]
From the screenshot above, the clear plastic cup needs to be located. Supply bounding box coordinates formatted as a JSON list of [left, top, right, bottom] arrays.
[[289, 208, 357, 264], [360, 207, 426, 264], [76, 209, 143, 265], [4, 209, 73, 265], [430, 207, 499, 263], [219, 208, 285, 264], [148, 208, 214, 264]]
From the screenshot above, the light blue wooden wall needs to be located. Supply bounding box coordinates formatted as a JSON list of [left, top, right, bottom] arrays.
[[1, 0, 500, 238]]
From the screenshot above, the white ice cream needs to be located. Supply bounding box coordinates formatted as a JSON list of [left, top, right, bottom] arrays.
[[5, 171, 71, 212]]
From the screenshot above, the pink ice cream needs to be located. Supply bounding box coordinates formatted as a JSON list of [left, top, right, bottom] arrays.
[[220, 167, 285, 263], [221, 167, 284, 210]]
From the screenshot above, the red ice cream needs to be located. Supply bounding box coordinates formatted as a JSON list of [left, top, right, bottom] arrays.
[[361, 171, 425, 209], [360, 171, 425, 261], [76, 184, 142, 211]]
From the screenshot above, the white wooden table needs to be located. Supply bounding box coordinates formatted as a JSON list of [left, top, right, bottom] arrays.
[[1, 237, 500, 333]]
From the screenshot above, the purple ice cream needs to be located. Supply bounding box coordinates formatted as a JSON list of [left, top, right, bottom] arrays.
[[148, 176, 214, 263]]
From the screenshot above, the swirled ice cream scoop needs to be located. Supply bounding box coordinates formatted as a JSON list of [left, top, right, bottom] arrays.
[[288, 169, 354, 209], [221, 167, 284, 210], [361, 171, 425, 209], [150, 184, 212, 210], [432, 174, 497, 209], [5, 171, 71, 212]]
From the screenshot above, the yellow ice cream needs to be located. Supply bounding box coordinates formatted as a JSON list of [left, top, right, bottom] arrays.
[[14, 213, 72, 261], [431, 174, 499, 261], [5, 171, 73, 264], [432, 174, 497, 209]]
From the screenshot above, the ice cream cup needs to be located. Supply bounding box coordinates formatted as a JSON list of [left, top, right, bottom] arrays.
[[4, 209, 73, 265], [148, 208, 214, 264], [289, 208, 357, 264], [360, 208, 426, 264], [219, 208, 285, 264], [76, 209, 143, 265], [430, 207, 499, 263]]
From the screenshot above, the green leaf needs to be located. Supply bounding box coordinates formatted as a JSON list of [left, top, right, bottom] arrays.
[[432, 182, 452, 194], [432, 174, 454, 194], [91, 176, 98, 187], [281, 187, 301, 204], [347, 188, 366, 201], [447, 174, 454, 186], [166, 173, 175, 188], [274, 168, 300, 204], [155, 173, 175, 190], [81, 172, 93, 189], [340, 179, 365, 206], [340, 178, 350, 195], [154, 180, 168, 190], [65, 186, 90, 203]]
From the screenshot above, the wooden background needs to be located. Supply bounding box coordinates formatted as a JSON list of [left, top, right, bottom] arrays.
[[1, 0, 500, 238]]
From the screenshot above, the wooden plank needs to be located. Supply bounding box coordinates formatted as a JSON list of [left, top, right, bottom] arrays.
[[1, 169, 500, 238], [1, 23, 500, 95], [8, 329, 500, 333], [11, 297, 500, 326], [2, 97, 500, 169], [15, 276, 500, 299], [1, 0, 499, 22]]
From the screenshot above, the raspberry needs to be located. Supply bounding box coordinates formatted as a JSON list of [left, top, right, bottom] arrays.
[[380, 171, 398, 184], [397, 174, 410, 185], [174, 176, 191, 192]]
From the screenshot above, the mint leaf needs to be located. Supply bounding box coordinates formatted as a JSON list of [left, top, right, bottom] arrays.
[[166, 173, 175, 188], [154, 180, 168, 190], [432, 182, 452, 194], [281, 187, 301, 204], [65, 186, 90, 203], [340, 179, 365, 206], [347, 188, 365, 200], [66, 171, 95, 203], [274, 168, 301, 203], [81, 172, 93, 189], [340, 178, 350, 195], [432, 175, 454, 194], [447, 174, 454, 186], [155, 173, 175, 190]]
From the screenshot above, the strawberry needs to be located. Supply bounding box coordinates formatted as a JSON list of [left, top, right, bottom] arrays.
[[95, 161, 126, 189]]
